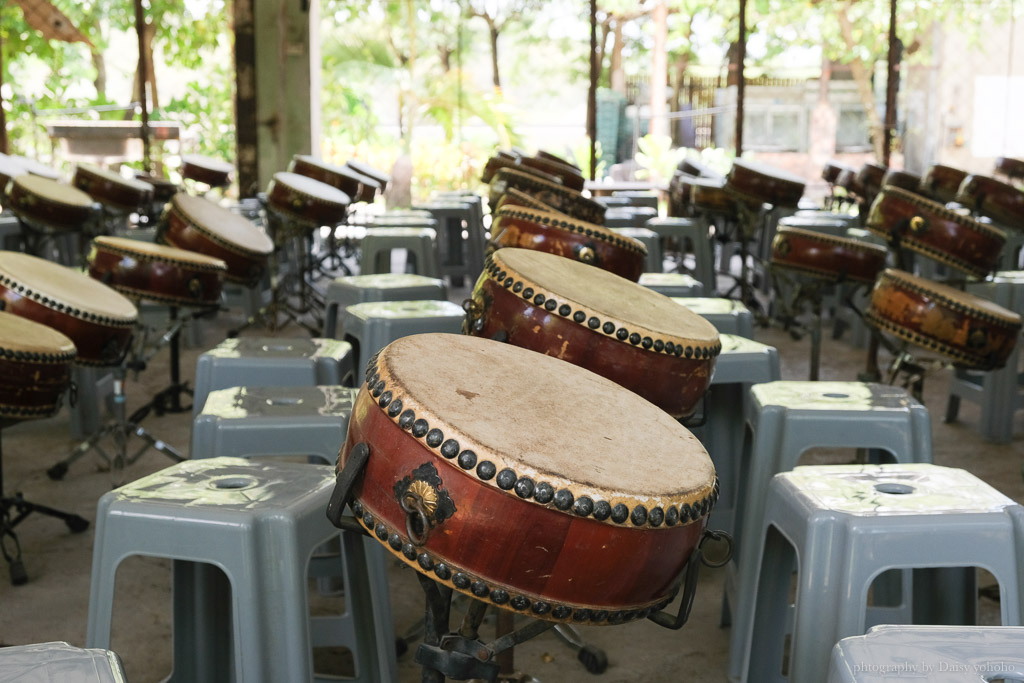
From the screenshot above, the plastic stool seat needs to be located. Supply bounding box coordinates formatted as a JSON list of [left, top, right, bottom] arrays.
[[322, 273, 447, 338], [86, 457, 397, 683], [638, 272, 703, 297], [672, 297, 754, 337], [829, 625, 1024, 682], [610, 227, 663, 272], [736, 464, 1024, 683], [342, 299, 465, 374], [190, 386, 357, 462], [359, 227, 440, 276], [192, 337, 354, 417]]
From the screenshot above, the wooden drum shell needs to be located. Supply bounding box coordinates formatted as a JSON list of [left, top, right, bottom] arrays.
[[866, 187, 1006, 278], [0, 315, 75, 420], [266, 173, 350, 227], [726, 161, 805, 208], [489, 208, 645, 281], [995, 156, 1024, 180], [956, 174, 1024, 229], [181, 155, 233, 187], [8, 177, 93, 230], [289, 156, 363, 198], [489, 169, 606, 224], [920, 164, 968, 204], [467, 277, 716, 418], [72, 166, 153, 213], [88, 240, 225, 308], [519, 156, 585, 191], [342, 388, 708, 620], [771, 227, 888, 285], [866, 269, 1022, 370]]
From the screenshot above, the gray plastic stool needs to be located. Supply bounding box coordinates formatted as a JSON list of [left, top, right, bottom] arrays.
[[322, 273, 448, 338], [603, 206, 659, 227], [672, 297, 754, 337], [191, 386, 356, 462], [611, 189, 660, 211], [645, 217, 716, 292], [414, 199, 485, 286], [68, 365, 115, 439], [638, 272, 703, 297], [192, 337, 354, 418], [359, 227, 440, 277], [611, 227, 662, 272], [341, 300, 465, 374], [86, 457, 397, 683], [829, 625, 1024, 683], [946, 272, 1024, 443], [0, 641, 127, 682], [734, 464, 1024, 683]]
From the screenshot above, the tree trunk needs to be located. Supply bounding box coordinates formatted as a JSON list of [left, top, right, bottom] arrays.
[[650, 0, 668, 138], [489, 22, 500, 90], [837, 3, 884, 161], [91, 48, 106, 99], [610, 20, 625, 95]]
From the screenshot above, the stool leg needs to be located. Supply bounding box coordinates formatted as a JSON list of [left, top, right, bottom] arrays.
[[744, 525, 795, 683], [168, 561, 233, 683]]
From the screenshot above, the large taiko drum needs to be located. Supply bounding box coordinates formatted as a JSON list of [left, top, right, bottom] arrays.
[[865, 268, 1021, 370], [725, 160, 806, 208], [835, 167, 864, 199], [289, 155, 367, 199], [519, 155, 585, 191], [920, 164, 968, 204], [345, 160, 391, 193], [822, 160, 853, 185], [856, 163, 888, 205], [72, 164, 153, 214], [88, 236, 227, 308], [489, 168, 606, 225], [0, 312, 76, 420], [881, 169, 922, 194], [866, 186, 1006, 278], [342, 165, 382, 203], [266, 171, 350, 227], [465, 248, 720, 418], [489, 205, 647, 281], [0, 251, 137, 366], [180, 154, 234, 188], [682, 176, 748, 217], [955, 174, 1024, 229], [995, 156, 1024, 180], [337, 332, 718, 623], [161, 193, 273, 286], [771, 226, 889, 285], [8, 175, 94, 230], [134, 172, 180, 204]]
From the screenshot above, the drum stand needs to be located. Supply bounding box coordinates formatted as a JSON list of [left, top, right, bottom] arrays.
[[1, 420, 90, 584], [326, 445, 732, 682], [769, 268, 845, 381], [717, 201, 769, 322], [12, 208, 101, 268]]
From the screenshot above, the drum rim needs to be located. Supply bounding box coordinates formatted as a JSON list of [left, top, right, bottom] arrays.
[[363, 346, 720, 529], [487, 249, 721, 353], [875, 268, 1022, 326], [872, 184, 1009, 239], [168, 193, 274, 257], [93, 235, 228, 273], [74, 164, 153, 194], [11, 174, 94, 209], [290, 155, 365, 184], [495, 205, 647, 255], [729, 158, 808, 190], [498, 187, 557, 212], [0, 312, 77, 360], [493, 167, 605, 213], [268, 171, 351, 209]]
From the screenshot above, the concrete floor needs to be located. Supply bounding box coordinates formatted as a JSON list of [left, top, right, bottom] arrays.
[[0, 274, 1021, 682]]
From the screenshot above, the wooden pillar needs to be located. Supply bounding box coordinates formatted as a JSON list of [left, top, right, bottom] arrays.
[[0, 31, 7, 155], [588, 0, 597, 180], [883, 0, 898, 167], [234, 0, 258, 197], [735, 0, 746, 156], [133, 0, 152, 173]]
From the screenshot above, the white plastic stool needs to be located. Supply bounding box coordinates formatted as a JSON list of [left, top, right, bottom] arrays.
[[638, 272, 703, 297], [672, 297, 754, 337], [829, 625, 1024, 683], [86, 457, 397, 683], [611, 227, 662, 272], [190, 386, 357, 462], [359, 227, 440, 277], [645, 217, 716, 292], [0, 641, 127, 682], [341, 300, 465, 375], [192, 337, 354, 418], [735, 464, 1024, 683], [322, 273, 448, 338]]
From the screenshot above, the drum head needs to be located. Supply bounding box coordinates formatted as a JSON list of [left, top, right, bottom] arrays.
[[94, 235, 229, 270], [379, 333, 715, 504], [493, 248, 719, 349], [0, 251, 137, 323], [0, 311, 76, 356], [171, 193, 274, 255], [181, 154, 233, 174], [9, 156, 62, 181], [13, 175, 93, 209], [273, 171, 351, 207], [76, 164, 152, 194]]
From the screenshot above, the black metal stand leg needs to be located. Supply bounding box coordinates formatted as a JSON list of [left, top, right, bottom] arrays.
[[418, 573, 454, 683]]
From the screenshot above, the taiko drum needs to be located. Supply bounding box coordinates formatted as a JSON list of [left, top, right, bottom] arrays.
[[8, 175, 94, 230], [956, 174, 1024, 229], [726, 160, 806, 208], [489, 167, 606, 224], [72, 164, 153, 213], [0, 312, 76, 420], [771, 226, 888, 285], [266, 171, 351, 227]]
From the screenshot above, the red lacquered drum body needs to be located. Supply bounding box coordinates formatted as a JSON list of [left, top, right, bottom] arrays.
[[956, 174, 1024, 229], [345, 160, 391, 191], [489, 168, 606, 224], [88, 236, 226, 308], [289, 155, 365, 198], [686, 176, 744, 216], [494, 188, 558, 214], [857, 163, 888, 203], [161, 193, 273, 286], [995, 156, 1024, 180], [835, 168, 864, 198], [72, 164, 153, 213], [0, 251, 136, 366], [726, 160, 806, 208], [882, 169, 922, 193], [771, 226, 888, 284], [536, 149, 578, 169], [8, 175, 93, 230], [866, 268, 1021, 370], [866, 186, 1006, 278], [920, 164, 968, 204], [519, 156, 585, 191], [342, 333, 718, 622], [489, 206, 646, 281], [180, 154, 233, 187], [465, 248, 720, 418], [481, 153, 563, 185], [266, 171, 350, 227], [135, 173, 179, 203], [0, 312, 76, 420], [822, 160, 852, 184]]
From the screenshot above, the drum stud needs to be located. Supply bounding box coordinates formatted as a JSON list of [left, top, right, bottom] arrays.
[[573, 311, 586, 323], [504, 277, 513, 288], [609, 612, 624, 624], [439, 439, 459, 459], [375, 523, 388, 540], [399, 409, 416, 430], [453, 572, 470, 589], [631, 505, 649, 526], [425, 429, 444, 448], [552, 606, 572, 620], [680, 503, 693, 522], [495, 469, 517, 490], [684, 346, 693, 358], [511, 595, 530, 610], [352, 502, 363, 517], [616, 328, 629, 340], [491, 589, 510, 605], [433, 563, 452, 581], [457, 450, 477, 470], [368, 372, 379, 388], [544, 299, 557, 312], [532, 293, 545, 306], [553, 488, 574, 511], [611, 504, 629, 524], [602, 322, 615, 334], [587, 316, 600, 329], [513, 477, 535, 499], [412, 419, 429, 438], [389, 533, 402, 551], [378, 391, 392, 408], [642, 337, 653, 349], [512, 282, 523, 293], [629, 333, 641, 345], [666, 506, 679, 526], [593, 500, 611, 521], [649, 507, 665, 527], [573, 609, 591, 622], [532, 602, 551, 616], [522, 287, 534, 299], [387, 399, 403, 417], [534, 482, 554, 503], [572, 496, 594, 517], [417, 553, 434, 571], [372, 381, 385, 397], [403, 543, 418, 561], [362, 511, 374, 528], [471, 581, 489, 597], [558, 304, 571, 316]]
